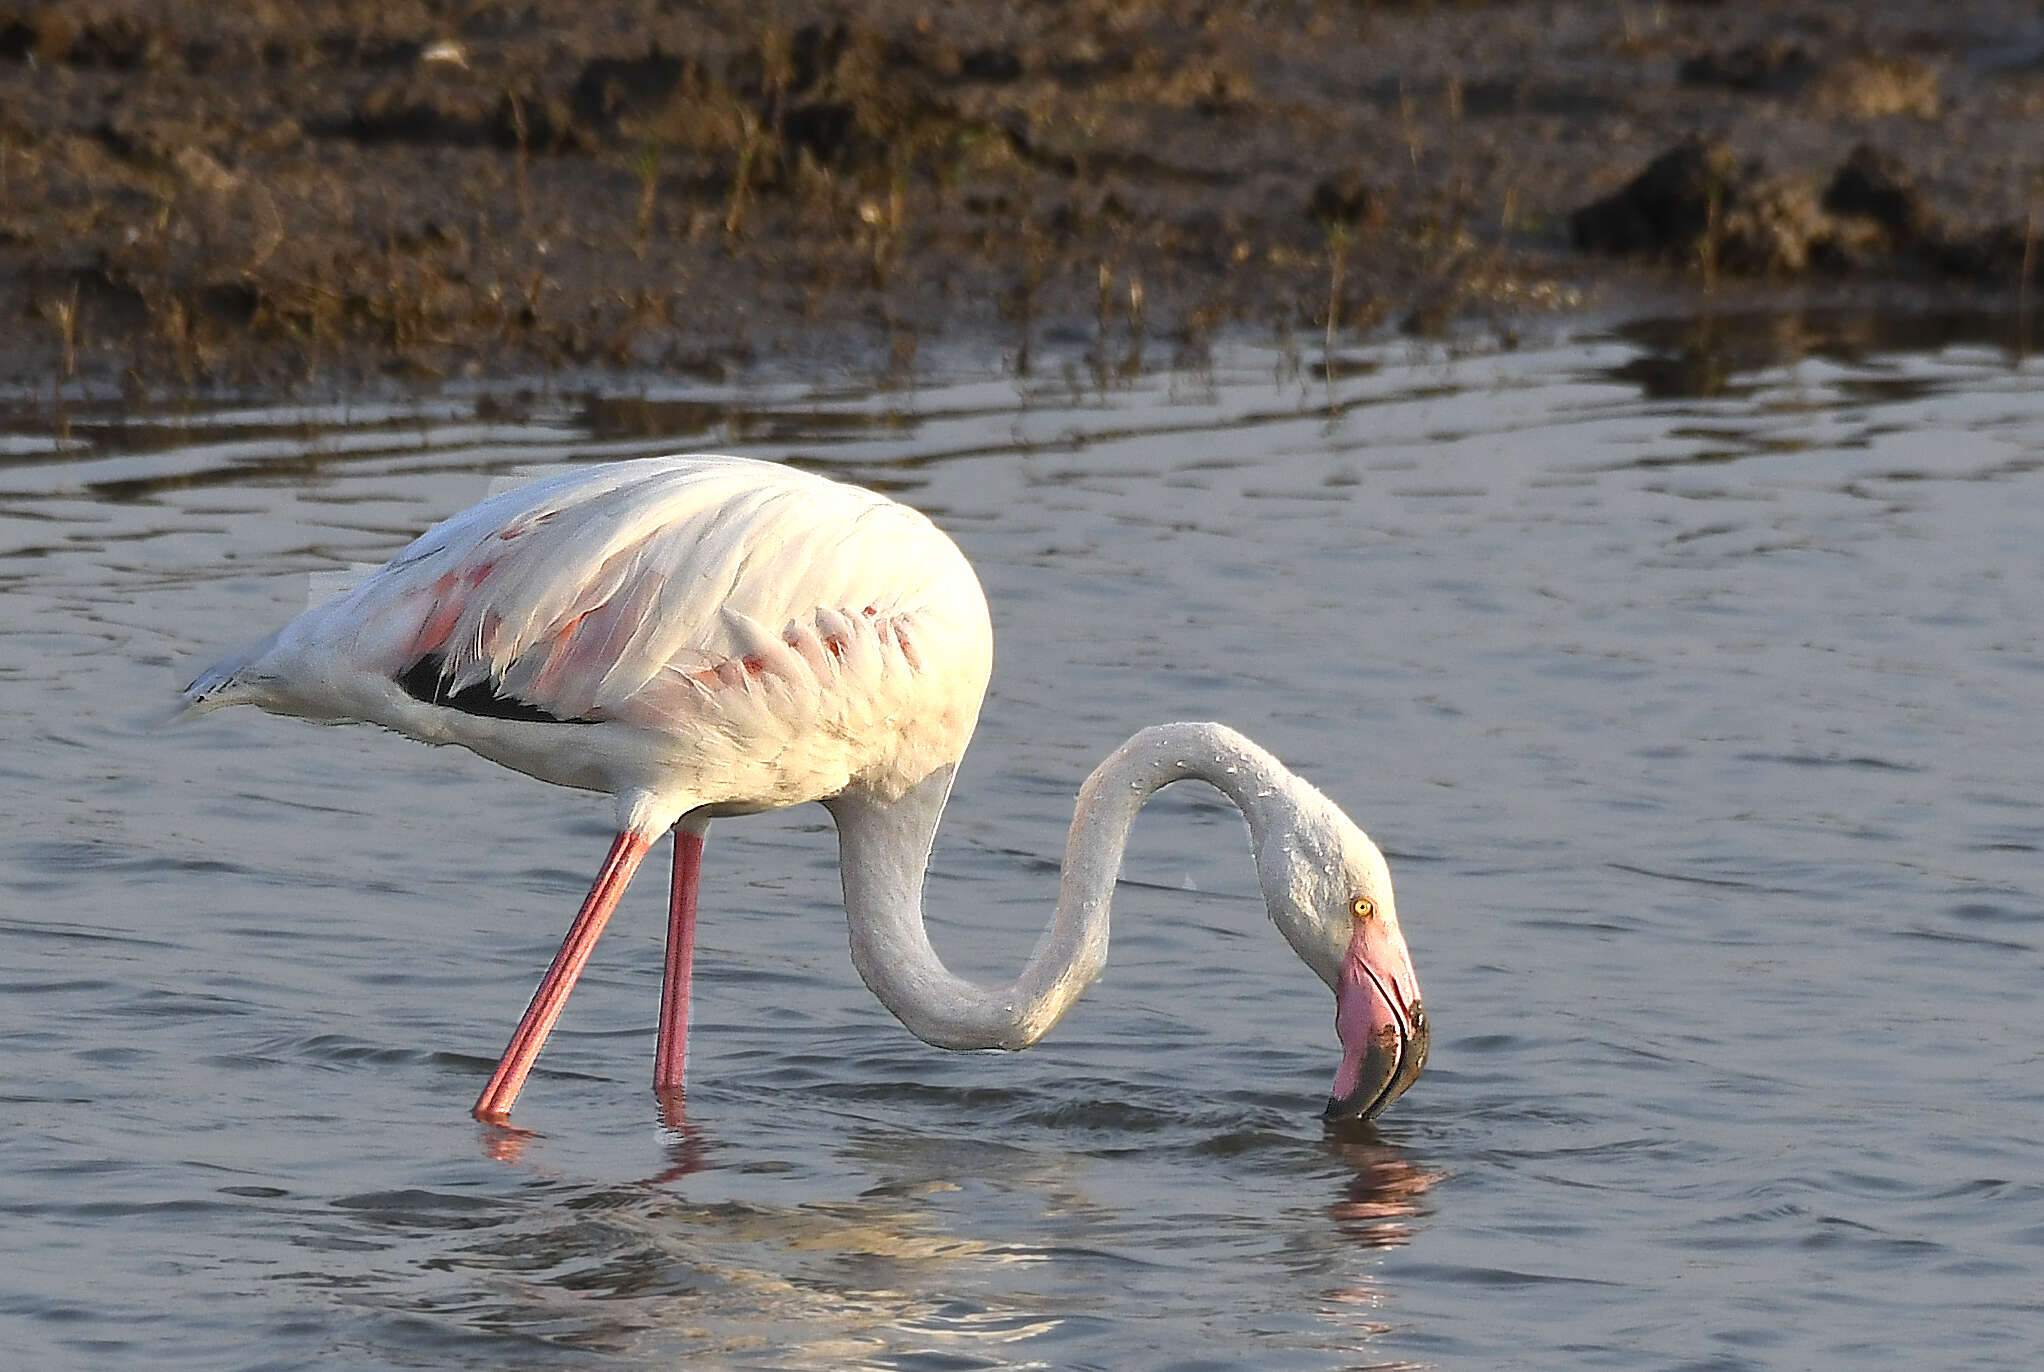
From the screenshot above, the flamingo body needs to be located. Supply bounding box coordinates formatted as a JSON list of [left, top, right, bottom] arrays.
[[188, 457, 993, 832], [185, 455, 1426, 1125]]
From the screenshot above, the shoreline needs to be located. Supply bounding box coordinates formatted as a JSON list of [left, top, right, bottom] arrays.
[[5, 2, 2043, 397]]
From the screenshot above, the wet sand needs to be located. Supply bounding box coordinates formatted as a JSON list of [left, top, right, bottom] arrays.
[[4, 1, 2043, 391]]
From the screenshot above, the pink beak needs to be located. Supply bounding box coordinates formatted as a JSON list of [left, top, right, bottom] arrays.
[[1326, 917, 1427, 1122]]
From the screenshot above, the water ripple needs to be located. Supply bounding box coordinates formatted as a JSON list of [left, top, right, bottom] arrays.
[[3, 326, 2042, 1368]]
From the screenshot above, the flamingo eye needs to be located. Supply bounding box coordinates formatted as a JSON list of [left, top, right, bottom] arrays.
[[1350, 896, 1375, 921]]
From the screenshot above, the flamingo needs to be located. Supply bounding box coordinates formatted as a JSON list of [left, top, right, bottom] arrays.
[[182, 455, 1426, 1124]]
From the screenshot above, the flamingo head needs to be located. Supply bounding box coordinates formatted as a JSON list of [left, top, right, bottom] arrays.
[[1257, 795, 1427, 1123]]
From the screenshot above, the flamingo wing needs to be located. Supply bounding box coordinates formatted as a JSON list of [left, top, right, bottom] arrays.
[[336, 457, 974, 725]]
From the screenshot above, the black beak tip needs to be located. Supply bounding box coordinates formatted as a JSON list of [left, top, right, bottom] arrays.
[[1324, 1002, 1430, 1124]]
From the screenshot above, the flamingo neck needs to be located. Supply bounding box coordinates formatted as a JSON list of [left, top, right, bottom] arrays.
[[825, 722, 1300, 1051]]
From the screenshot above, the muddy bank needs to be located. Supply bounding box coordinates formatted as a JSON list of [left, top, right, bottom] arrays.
[[3, 1, 2044, 393]]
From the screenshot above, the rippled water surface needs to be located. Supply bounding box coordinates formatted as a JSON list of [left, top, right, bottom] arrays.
[[4, 319, 2041, 1369]]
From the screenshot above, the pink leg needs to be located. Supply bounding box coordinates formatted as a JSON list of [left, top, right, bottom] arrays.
[[473, 830, 652, 1122], [655, 827, 704, 1094]]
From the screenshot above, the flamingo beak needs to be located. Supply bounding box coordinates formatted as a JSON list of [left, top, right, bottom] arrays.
[[1324, 922, 1428, 1122]]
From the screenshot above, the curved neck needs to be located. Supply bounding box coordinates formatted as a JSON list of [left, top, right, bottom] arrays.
[[824, 723, 1298, 1051]]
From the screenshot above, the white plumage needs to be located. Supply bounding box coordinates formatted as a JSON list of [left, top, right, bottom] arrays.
[[188, 456, 993, 831], [185, 455, 1425, 1125]]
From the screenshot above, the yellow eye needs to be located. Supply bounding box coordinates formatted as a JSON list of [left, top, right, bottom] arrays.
[[1350, 896, 1375, 920]]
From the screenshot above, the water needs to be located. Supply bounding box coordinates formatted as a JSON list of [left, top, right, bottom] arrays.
[[3, 316, 2040, 1369]]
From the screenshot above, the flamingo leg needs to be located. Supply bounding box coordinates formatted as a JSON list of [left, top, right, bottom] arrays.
[[654, 826, 704, 1096], [473, 830, 652, 1122]]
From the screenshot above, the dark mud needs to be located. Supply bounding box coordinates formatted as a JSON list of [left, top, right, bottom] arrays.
[[4, 1, 2044, 393]]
